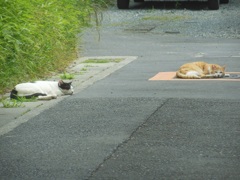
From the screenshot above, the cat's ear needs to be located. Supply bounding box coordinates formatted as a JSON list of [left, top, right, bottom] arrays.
[[222, 65, 226, 70], [212, 65, 217, 69], [58, 80, 64, 86]]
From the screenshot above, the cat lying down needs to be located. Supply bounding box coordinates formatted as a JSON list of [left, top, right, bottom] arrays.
[[10, 80, 73, 100], [176, 61, 228, 79]]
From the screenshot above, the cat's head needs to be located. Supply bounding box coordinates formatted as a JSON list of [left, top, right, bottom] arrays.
[[212, 64, 226, 78], [58, 80, 74, 95]]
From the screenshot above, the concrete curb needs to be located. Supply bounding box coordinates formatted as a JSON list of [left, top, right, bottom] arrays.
[[0, 56, 138, 136]]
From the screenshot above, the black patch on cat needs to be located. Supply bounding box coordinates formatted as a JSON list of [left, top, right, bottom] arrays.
[[10, 89, 18, 99], [24, 93, 47, 99], [10, 89, 47, 99], [58, 81, 72, 90]]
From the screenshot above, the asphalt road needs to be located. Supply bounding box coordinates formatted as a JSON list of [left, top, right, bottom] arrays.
[[1, 1, 240, 179]]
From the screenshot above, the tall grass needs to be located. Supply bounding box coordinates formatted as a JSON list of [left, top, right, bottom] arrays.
[[0, 0, 111, 94]]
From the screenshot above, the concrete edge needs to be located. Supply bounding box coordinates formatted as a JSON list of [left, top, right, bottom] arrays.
[[0, 56, 138, 136]]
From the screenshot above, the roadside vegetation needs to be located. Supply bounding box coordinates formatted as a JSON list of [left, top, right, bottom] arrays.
[[0, 0, 112, 95]]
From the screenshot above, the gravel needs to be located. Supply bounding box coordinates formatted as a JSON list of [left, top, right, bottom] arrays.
[[99, 0, 240, 39]]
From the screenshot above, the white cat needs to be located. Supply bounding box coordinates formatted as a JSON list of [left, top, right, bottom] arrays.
[[10, 80, 74, 100]]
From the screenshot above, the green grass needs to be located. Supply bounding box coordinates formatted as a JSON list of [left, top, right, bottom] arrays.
[[142, 15, 190, 21], [60, 72, 75, 80], [1, 96, 38, 108], [83, 58, 123, 63], [1, 99, 24, 108], [81, 67, 88, 71], [0, 0, 112, 94], [16, 96, 37, 102]]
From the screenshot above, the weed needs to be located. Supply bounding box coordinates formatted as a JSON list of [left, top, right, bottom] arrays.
[[84, 64, 94, 68], [81, 68, 88, 72], [1, 99, 24, 108], [16, 96, 37, 102], [142, 15, 189, 21], [60, 72, 75, 80], [175, 1, 182, 9], [79, 72, 85, 75], [1, 95, 38, 108], [83, 58, 123, 63]]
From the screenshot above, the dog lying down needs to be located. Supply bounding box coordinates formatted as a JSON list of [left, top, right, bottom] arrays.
[[10, 80, 73, 100]]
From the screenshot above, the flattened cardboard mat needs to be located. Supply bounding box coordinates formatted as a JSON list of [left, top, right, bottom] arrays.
[[149, 72, 240, 81]]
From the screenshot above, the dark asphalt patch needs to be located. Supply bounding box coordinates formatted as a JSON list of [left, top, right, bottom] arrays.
[[89, 98, 240, 179]]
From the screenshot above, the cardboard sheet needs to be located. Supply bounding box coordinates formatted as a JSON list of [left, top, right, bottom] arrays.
[[149, 72, 240, 81]]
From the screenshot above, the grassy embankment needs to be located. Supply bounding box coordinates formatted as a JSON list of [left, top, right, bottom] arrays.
[[0, 0, 111, 95]]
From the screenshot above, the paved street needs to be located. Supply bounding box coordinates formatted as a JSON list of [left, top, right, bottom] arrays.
[[1, 1, 240, 179]]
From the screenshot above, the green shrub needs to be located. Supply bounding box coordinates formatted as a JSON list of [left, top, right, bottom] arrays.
[[0, 0, 111, 94], [60, 72, 75, 80]]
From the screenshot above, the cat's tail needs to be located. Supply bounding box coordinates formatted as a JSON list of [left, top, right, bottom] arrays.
[[10, 89, 18, 99], [10, 88, 47, 99], [176, 71, 201, 79]]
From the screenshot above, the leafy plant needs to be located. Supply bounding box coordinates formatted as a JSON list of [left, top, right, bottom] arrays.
[[60, 72, 75, 80], [0, 0, 112, 94], [81, 67, 88, 72], [83, 58, 123, 63], [1, 99, 24, 108], [16, 96, 37, 102], [142, 15, 189, 21], [175, 1, 182, 9]]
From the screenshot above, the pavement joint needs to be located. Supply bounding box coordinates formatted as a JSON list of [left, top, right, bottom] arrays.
[[88, 98, 170, 179]]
